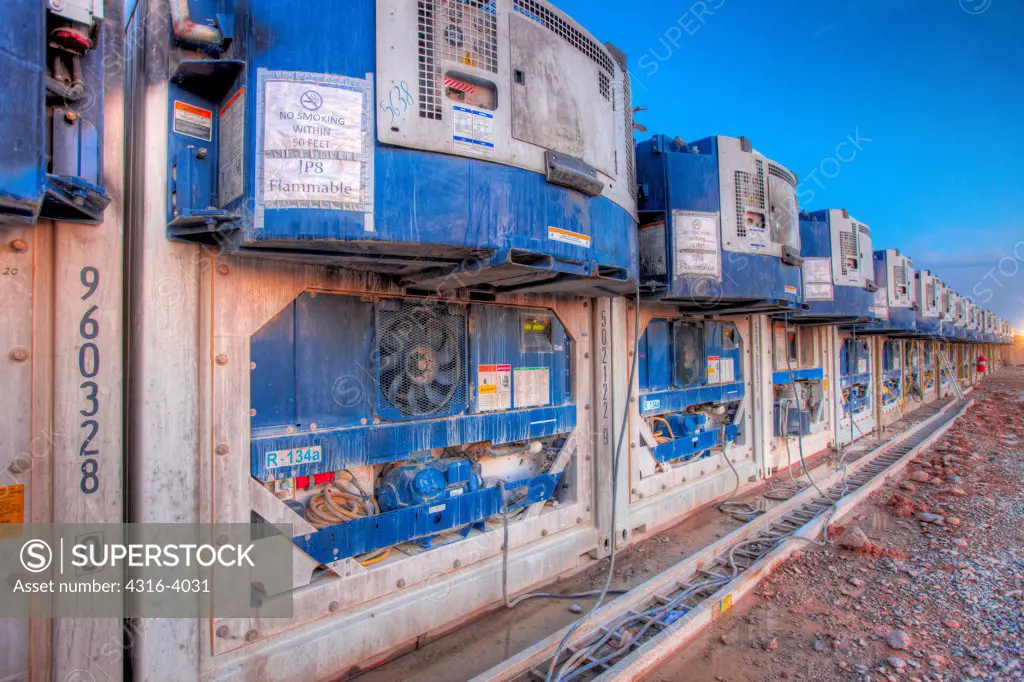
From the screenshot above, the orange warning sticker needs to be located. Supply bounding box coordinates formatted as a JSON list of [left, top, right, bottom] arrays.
[[0, 484, 25, 524], [173, 100, 213, 141]]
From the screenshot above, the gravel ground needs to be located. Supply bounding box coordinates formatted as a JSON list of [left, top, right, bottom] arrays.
[[649, 367, 1024, 682]]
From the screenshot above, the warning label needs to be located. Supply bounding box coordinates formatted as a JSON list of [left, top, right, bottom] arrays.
[[514, 367, 551, 409], [453, 105, 495, 156], [0, 484, 25, 524], [548, 226, 591, 249], [478, 364, 512, 412], [219, 88, 245, 207], [258, 70, 372, 217], [173, 101, 213, 141], [707, 355, 721, 384], [672, 210, 721, 280]]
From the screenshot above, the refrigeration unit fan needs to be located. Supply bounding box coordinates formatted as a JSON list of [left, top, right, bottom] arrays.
[[377, 304, 466, 417], [673, 322, 704, 386]]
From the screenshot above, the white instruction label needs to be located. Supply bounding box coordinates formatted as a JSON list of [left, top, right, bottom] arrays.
[[263, 81, 363, 154], [872, 286, 889, 320], [707, 355, 721, 384], [173, 101, 213, 141], [262, 157, 364, 204], [257, 70, 373, 218], [720, 357, 736, 383], [803, 257, 832, 284], [453, 105, 495, 156], [219, 88, 245, 207], [514, 368, 551, 409], [477, 364, 512, 412], [672, 210, 721, 280]]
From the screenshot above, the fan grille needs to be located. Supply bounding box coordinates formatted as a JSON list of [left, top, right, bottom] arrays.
[[673, 321, 704, 387], [377, 302, 467, 417]]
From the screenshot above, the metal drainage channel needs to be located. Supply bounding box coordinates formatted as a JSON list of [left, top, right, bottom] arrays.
[[519, 398, 965, 682]]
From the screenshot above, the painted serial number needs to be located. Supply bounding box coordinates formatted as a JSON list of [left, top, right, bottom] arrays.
[[265, 446, 322, 470], [79, 266, 101, 494]]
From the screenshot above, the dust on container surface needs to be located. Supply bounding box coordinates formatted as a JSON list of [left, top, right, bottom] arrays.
[[635, 134, 803, 313], [164, 0, 637, 295]]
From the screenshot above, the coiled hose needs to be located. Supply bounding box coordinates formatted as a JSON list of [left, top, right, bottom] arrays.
[[305, 471, 390, 566]]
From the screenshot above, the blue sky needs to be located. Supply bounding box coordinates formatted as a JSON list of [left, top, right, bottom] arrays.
[[556, 0, 1024, 331]]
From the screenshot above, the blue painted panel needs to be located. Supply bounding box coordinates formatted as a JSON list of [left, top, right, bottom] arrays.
[[469, 304, 571, 412], [293, 472, 561, 563], [636, 135, 802, 310], [639, 319, 672, 392], [772, 368, 824, 385], [639, 319, 743, 396], [0, 1, 46, 224], [798, 211, 832, 258], [799, 285, 876, 323], [252, 405, 576, 481], [650, 424, 738, 463], [639, 383, 745, 416]]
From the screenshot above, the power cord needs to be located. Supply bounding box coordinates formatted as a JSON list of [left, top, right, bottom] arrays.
[[544, 285, 641, 682]]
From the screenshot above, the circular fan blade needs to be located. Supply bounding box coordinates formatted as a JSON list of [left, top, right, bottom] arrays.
[[434, 337, 456, 367], [435, 369, 457, 386], [387, 376, 403, 405], [379, 352, 402, 373], [424, 382, 451, 408], [406, 385, 426, 414]]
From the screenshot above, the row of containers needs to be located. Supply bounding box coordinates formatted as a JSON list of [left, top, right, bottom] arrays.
[[0, 1, 1015, 681]]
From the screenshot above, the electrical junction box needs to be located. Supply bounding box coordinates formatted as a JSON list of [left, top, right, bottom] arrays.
[[0, 1, 110, 225], [249, 293, 576, 565], [635, 134, 804, 312], [790, 209, 876, 325], [163, 0, 637, 296]]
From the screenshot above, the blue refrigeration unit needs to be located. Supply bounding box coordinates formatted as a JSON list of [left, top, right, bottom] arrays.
[[160, 0, 637, 295], [789, 209, 877, 325], [636, 318, 744, 463], [250, 294, 573, 564], [635, 134, 804, 312]]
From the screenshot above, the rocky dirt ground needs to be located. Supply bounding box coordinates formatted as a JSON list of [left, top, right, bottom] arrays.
[[649, 367, 1024, 682]]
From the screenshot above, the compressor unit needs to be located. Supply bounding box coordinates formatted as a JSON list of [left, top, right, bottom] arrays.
[[249, 294, 572, 565], [160, 0, 637, 295], [636, 318, 744, 464], [634, 135, 803, 312], [0, 0, 110, 225], [791, 209, 876, 324]]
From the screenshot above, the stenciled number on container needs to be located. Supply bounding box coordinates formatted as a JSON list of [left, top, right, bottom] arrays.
[[79, 266, 101, 494]]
